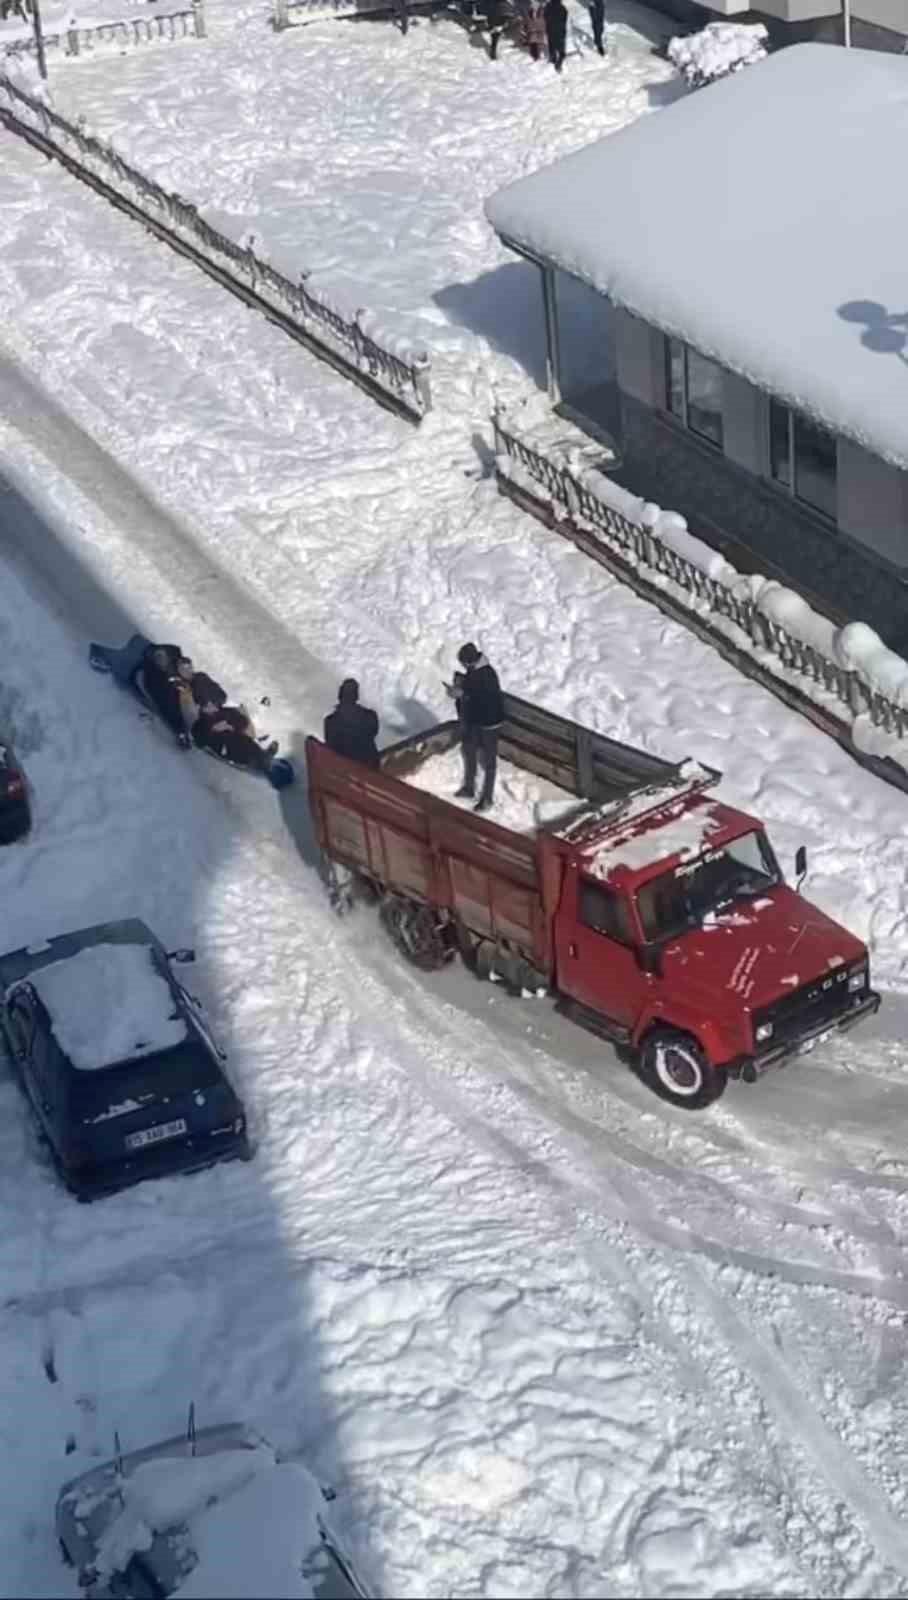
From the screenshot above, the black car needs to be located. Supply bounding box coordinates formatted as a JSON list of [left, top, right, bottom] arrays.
[[0, 918, 250, 1199], [0, 735, 30, 843]]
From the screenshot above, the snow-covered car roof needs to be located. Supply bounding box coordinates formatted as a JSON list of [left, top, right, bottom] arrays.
[[485, 44, 908, 470], [28, 940, 187, 1071], [56, 1424, 368, 1600]]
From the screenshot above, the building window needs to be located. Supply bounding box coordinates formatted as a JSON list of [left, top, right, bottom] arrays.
[[769, 400, 837, 521], [663, 336, 723, 450]]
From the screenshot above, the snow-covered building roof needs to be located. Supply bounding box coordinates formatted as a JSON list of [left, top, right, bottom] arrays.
[[485, 44, 908, 470], [30, 942, 187, 1070]]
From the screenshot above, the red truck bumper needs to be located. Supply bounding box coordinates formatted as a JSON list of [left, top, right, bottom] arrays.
[[730, 990, 881, 1083]]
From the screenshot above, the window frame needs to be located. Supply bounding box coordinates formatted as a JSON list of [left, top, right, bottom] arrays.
[[766, 398, 838, 524], [662, 336, 724, 453]]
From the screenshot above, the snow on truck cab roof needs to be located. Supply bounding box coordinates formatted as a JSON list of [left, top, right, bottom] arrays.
[[549, 762, 764, 886], [26, 940, 187, 1071], [485, 44, 908, 473]]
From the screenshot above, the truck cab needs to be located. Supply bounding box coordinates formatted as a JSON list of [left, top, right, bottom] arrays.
[[549, 779, 878, 1106]]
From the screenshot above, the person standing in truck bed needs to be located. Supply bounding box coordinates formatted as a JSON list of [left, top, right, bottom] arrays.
[[451, 642, 504, 814]]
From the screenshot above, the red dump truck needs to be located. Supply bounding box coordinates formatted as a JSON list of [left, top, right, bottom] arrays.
[[306, 695, 879, 1109]]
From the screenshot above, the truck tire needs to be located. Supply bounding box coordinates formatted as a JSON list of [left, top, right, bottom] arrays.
[[380, 895, 449, 972], [638, 1029, 727, 1110]]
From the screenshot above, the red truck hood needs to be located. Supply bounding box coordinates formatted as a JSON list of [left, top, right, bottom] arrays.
[[660, 886, 866, 1008]]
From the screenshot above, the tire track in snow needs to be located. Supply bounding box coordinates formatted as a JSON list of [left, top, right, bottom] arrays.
[[344, 945, 908, 1583]]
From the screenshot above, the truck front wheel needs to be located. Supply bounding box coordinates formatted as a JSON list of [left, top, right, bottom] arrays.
[[639, 1029, 727, 1110]]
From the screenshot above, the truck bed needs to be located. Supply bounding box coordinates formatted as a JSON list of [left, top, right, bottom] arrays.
[[401, 743, 578, 834], [307, 695, 685, 970]]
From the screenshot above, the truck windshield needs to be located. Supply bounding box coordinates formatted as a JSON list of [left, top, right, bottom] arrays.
[[636, 830, 779, 943]]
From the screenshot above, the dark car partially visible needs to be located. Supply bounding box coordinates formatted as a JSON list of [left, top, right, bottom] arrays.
[[0, 736, 30, 843], [0, 918, 250, 1199]]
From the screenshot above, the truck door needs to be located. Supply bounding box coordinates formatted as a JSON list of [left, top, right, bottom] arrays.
[[556, 871, 651, 1028]]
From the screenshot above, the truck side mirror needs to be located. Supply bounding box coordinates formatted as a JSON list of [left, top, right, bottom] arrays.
[[794, 846, 807, 889], [636, 943, 663, 978]]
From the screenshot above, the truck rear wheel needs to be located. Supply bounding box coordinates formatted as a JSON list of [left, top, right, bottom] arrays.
[[380, 895, 450, 972], [639, 1029, 727, 1110]]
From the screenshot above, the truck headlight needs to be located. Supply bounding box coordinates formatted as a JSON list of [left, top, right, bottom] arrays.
[[755, 1021, 774, 1042], [848, 966, 868, 993]]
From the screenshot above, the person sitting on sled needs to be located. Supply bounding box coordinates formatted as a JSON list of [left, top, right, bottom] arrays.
[[141, 643, 191, 744], [191, 687, 279, 772]]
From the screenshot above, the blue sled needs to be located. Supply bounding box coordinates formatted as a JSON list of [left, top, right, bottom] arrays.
[[90, 635, 295, 791]]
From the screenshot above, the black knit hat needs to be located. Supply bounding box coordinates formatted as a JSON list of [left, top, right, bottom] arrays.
[[339, 678, 359, 704], [457, 642, 479, 667]]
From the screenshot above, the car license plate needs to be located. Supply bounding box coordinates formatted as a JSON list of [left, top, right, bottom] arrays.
[[125, 1118, 187, 1151]]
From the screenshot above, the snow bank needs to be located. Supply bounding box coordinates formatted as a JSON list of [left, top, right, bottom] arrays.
[[28, 942, 187, 1070], [667, 22, 768, 89]]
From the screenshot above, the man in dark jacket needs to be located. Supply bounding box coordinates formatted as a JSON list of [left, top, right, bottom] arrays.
[[452, 642, 504, 814], [323, 679, 380, 769], [544, 0, 567, 69]]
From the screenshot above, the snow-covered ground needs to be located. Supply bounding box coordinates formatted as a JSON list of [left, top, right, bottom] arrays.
[[3, 7, 908, 1598]]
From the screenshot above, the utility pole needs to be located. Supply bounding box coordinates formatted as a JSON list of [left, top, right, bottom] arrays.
[[31, 0, 48, 79]]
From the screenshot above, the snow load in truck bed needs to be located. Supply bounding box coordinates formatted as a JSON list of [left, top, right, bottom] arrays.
[[403, 746, 578, 834]]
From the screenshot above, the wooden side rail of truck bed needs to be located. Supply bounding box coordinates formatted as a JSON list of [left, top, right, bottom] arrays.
[[306, 695, 687, 973]]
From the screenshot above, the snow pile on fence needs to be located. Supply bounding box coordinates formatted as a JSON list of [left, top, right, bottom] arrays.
[[667, 22, 768, 89], [492, 399, 908, 780], [0, 65, 432, 420]]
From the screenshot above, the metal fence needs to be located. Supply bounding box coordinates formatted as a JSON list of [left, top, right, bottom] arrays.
[[492, 406, 908, 750], [2, 0, 205, 59], [0, 72, 432, 421]]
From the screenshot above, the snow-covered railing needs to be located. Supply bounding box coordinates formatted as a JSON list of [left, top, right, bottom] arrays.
[[1, 0, 205, 59], [274, 0, 395, 23], [0, 71, 432, 421], [493, 402, 908, 779]]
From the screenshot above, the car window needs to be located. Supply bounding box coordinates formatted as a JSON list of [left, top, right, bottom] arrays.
[[29, 1011, 53, 1085], [68, 1038, 223, 1120], [637, 830, 779, 942], [578, 880, 634, 945]]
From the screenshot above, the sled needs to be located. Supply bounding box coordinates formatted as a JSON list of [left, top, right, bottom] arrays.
[[89, 635, 295, 791]]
